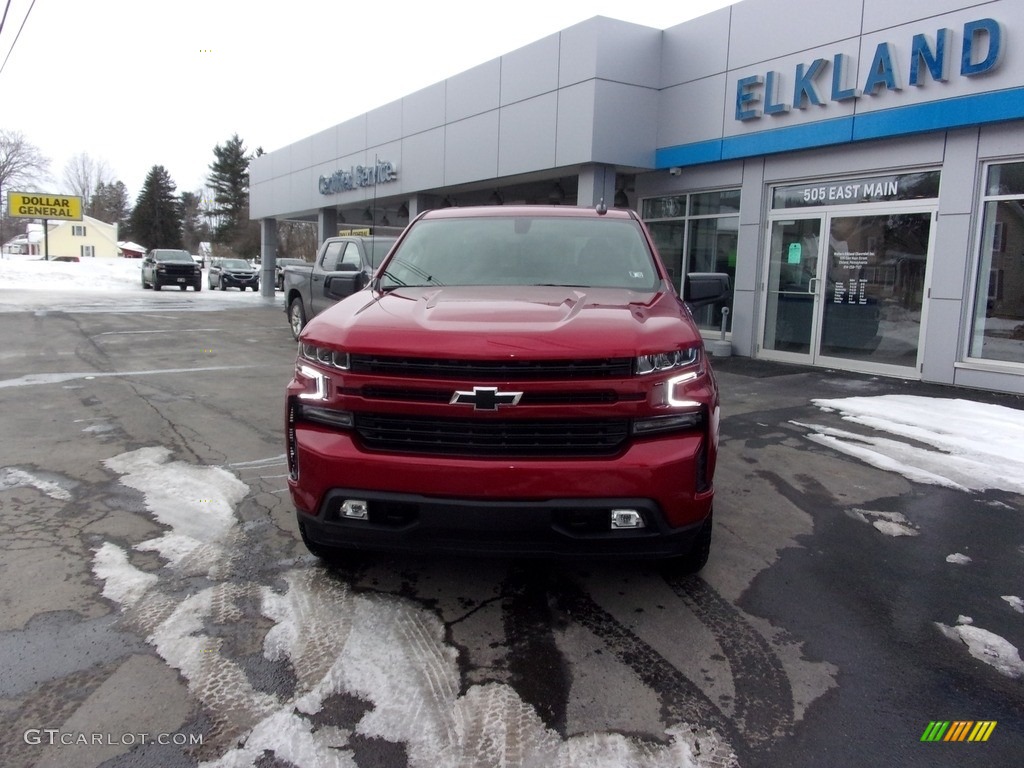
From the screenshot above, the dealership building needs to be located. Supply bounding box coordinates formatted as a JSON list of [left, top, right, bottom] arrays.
[[251, 0, 1024, 395]]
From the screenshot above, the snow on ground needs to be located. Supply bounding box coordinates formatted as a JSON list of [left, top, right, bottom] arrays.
[[794, 395, 1024, 494], [0, 253, 270, 300], [92, 448, 738, 768], [795, 395, 1024, 680], [0, 253, 147, 292], [844, 508, 918, 537], [1003, 596, 1024, 614], [936, 618, 1024, 679], [0, 466, 73, 501]]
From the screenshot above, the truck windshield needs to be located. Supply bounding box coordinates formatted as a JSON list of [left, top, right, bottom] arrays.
[[153, 250, 193, 262], [378, 217, 660, 291]]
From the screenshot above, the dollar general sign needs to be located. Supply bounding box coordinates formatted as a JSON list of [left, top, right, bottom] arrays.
[[8, 192, 83, 221]]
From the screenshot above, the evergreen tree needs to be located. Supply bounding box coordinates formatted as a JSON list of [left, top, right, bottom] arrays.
[[128, 165, 183, 249], [207, 133, 259, 257], [180, 190, 211, 253], [87, 180, 131, 232]]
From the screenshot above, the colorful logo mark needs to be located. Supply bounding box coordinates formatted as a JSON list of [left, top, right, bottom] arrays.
[[921, 721, 997, 742]]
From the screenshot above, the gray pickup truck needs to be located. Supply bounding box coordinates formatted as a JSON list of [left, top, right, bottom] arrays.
[[283, 235, 397, 339]]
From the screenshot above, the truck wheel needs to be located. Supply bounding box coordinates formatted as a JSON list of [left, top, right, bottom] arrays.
[[154, 282, 162, 291], [299, 522, 334, 560], [180, 285, 187, 291], [289, 298, 307, 340], [664, 509, 713, 576]]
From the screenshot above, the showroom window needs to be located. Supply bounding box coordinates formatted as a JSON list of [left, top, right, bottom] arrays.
[[642, 190, 739, 332], [968, 161, 1024, 365]]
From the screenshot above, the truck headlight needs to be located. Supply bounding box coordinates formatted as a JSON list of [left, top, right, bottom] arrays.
[[299, 343, 350, 370], [635, 347, 700, 375]]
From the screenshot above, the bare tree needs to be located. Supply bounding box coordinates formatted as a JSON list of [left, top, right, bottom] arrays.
[[0, 129, 51, 250], [62, 152, 112, 207], [0, 129, 49, 192], [278, 220, 318, 260]]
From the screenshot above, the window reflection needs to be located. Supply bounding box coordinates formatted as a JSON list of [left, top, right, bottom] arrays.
[[644, 191, 738, 332], [970, 164, 1024, 365]]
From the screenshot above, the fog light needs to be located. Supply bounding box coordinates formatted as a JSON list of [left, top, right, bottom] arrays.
[[610, 509, 645, 529], [341, 500, 369, 520]]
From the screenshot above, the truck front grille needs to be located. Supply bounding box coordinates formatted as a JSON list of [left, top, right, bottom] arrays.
[[349, 355, 633, 380], [161, 264, 196, 276], [354, 414, 629, 457]]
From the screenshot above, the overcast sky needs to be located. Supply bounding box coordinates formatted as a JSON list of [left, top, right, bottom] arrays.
[[0, 0, 735, 202]]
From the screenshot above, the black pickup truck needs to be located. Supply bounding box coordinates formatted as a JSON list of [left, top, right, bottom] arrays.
[[283, 236, 397, 340]]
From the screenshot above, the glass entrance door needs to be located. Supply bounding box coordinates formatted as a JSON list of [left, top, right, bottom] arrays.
[[762, 218, 823, 355], [819, 212, 931, 368], [761, 211, 933, 372]]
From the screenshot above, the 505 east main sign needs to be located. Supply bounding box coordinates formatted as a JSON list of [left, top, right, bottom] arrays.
[[735, 18, 1003, 121]]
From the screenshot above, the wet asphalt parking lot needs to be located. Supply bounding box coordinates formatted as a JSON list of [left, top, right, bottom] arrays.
[[0, 288, 1021, 768]]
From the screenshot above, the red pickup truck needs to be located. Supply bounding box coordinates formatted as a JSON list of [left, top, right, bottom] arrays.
[[286, 205, 723, 572]]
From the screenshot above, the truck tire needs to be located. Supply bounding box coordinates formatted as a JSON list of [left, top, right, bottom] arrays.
[[299, 521, 334, 560], [664, 509, 713, 576], [289, 297, 307, 340], [154, 282, 162, 291]]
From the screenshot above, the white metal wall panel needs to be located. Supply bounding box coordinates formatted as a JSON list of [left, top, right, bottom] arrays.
[[498, 94, 558, 177], [500, 33, 560, 106]]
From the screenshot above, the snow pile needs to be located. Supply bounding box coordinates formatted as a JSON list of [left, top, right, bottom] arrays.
[[936, 617, 1024, 679], [795, 395, 1024, 493], [845, 508, 918, 537], [0, 254, 143, 292], [0, 466, 73, 500]]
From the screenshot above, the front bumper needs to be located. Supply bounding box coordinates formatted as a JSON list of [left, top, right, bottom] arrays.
[[289, 423, 713, 558], [222, 274, 258, 288], [155, 272, 200, 287]]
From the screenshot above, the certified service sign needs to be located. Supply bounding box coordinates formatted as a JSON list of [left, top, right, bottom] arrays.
[[8, 192, 84, 221]]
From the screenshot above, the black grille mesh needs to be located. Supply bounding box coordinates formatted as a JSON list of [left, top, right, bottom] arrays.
[[354, 413, 629, 457], [349, 355, 633, 379]]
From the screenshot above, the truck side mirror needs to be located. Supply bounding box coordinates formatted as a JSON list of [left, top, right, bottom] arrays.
[[683, 272, 731, 309], [326, 271, 367, 298]]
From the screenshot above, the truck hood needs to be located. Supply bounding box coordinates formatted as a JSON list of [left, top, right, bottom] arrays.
[[301, 285, 702, 359]]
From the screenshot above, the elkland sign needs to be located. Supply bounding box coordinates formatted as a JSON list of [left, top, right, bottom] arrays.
[[8, 193, 83, 221], [319, 159, 398, 195], [735, 18, 1003, 121]]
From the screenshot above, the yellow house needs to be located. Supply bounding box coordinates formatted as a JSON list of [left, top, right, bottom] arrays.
[[45, 215, 119, 259]]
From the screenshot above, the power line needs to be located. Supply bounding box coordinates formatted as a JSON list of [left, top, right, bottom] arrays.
[[0, 0, 38, 78], [0, 0, 15, 39]]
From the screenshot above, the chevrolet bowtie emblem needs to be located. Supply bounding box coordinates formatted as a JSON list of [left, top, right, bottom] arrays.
[[450, 386, 523, 411]]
